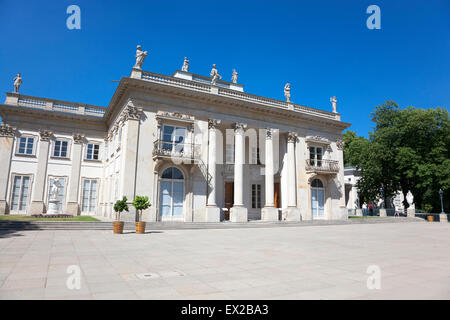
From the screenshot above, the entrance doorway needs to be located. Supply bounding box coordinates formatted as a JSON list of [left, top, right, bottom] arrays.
[[159, 167, 184, 221], [311, 179, 325, 218], [224, 182, 234, 220]]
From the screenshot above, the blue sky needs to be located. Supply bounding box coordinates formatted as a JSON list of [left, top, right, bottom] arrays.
[[0, 0, 449, 138]]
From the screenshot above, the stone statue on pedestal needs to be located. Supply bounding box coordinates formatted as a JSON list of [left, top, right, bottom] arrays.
[[284, 83, 291, 102], [231, 69, 238, 84], [14, 73, 22, 93], [210, 64, 221, 85], [47, 178, 61, 215], [406, 191, 415, 209], [134, 45, 148, 69], [330, 96, 337, 113], [182, 57, 189, 72]]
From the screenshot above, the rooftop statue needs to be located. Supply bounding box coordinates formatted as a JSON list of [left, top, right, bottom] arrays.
[[181, 57, 189, 72], [330, 96, 337, 113], [134, 45, 148, 69], [231, 69, 238, 84], [284, 83, 291, 102], [13, 73, 22, 93], [210, 64, 222, 85]]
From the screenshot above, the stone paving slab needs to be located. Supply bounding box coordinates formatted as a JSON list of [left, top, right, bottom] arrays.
[[0, 222, 449, 300]]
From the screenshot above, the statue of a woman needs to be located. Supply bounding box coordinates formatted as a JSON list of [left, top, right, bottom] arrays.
[[231, 69, 238, 84], [330, 96, 337, 113], [210, 64, 222, 85], [182, 57, 189, 72], [284, 83, 291, 102], [50, 179, 61, 201], [14, 73, 22, 93], [134, 45, 148, 69]]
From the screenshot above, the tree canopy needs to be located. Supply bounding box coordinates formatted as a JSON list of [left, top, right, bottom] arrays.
[[343, 101, 449, 212]]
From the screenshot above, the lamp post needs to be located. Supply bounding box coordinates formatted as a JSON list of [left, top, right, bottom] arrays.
[[439, 189, 445, 214]]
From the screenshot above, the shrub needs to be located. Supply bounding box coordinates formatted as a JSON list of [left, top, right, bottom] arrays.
[[132, 196, 151, 222], [113, 196, 129, 221]]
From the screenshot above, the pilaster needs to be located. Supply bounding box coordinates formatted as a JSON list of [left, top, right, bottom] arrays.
[[0, 123, 17, 214]]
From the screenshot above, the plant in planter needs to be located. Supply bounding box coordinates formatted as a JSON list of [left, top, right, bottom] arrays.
[[113, 196, 128, 234], [132, 195, 151, 234]]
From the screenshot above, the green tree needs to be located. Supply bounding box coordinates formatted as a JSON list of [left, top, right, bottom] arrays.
[[132, 196, 151, 222], [342, 130, 369, 167], [113, 196, 128, 221]]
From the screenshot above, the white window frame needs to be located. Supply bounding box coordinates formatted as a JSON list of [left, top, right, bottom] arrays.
[[9, 173, 33, 214], [16, 134, 37, 156], [309, 145, 323, 166], [85, 142, 100, 161], [80, 178, 99, 214], [52, 138, 71, 159]]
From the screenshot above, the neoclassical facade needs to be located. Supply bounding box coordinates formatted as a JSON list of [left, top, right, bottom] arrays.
[[0, 53, 350, 222]]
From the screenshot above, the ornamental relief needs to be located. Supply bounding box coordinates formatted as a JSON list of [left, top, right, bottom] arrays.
[[156, 111, 194, 122], [0, 123, 17, 138]]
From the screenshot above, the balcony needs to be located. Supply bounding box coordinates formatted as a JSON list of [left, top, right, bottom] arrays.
[[305, 159, 339, 174], [152, 140, 201, 161]]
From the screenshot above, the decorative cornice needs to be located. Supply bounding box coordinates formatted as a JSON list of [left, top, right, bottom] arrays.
[[39, 130, 53, 142], [0, 123, 17, 138], [208, 119, 221, 129], [287, 132, 298, 143], [336, 139, 344, 150], [305, 135, 331, 145], [73, 134, 85, 144], [123, 105, 143, 121], [156, 110, 194, 122]]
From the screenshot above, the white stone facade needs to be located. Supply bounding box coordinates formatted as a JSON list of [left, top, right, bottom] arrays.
[[0, 62, 350, 222]]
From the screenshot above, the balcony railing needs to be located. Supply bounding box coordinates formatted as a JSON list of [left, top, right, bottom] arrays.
[[305, 159, 340, 173], [152, 140, 201, 160]]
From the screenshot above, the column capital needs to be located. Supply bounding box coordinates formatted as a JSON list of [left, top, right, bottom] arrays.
[[73, 134, 85, 144], [287, 132, 298, 143], [265, 128, 275, 140], [233, 122, 247, 132], [336, 139, 344, 150], [0, 123, 16, 138], [39, 129, 53, 142], [122, 104, 143, 121], [208, 119, 221, 129]]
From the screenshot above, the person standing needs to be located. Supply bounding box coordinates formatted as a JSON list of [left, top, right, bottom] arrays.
[[362, 202, 367, 216]]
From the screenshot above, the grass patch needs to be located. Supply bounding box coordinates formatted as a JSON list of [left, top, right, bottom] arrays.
[[0, 215, 100, 222]]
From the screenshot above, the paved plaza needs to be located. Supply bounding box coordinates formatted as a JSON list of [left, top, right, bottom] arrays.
[[0, 221, 449, 300]]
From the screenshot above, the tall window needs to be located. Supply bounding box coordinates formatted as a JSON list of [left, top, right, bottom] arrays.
[[47, 177, 66, 212], [160, 167, 184, 219], [251, 184, 262, 209], [17, 137, 34, 155], [11, 175, 31, 212], [162, 125, 187, 154], [104, 141, 109, 160], [226, 134, 235, 164], [82, 179, 98, 212], [53, 140, 68, 158], [86, 143, 100, 160], [309, 146, 323, 166]]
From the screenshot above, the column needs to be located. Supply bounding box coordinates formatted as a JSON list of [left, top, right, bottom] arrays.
[[120, 105, 143, 222], [29, 130, 52, 215], [0, 123, 16, 214], [230, 122, 248, 222], [204, 119, 221, 222], [284, 132, 301, 221], [66, 134, 84, 215], [261, 128, 279, 221]]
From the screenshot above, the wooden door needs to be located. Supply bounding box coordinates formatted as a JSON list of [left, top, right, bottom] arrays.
[[274, 182, 280, 208], [224, 182, 234, 220]]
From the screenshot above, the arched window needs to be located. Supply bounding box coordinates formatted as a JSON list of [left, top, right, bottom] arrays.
[[161, 167, 184, 180], [311, 179, 323, 188]]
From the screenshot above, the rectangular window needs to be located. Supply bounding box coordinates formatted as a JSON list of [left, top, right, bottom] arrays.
[[309, 146, 323, 166], [104, 141, 109, 160], [86, 143, 100, 160], [82, 179, 98, 212], [53, 140, 68, 158], [47, 177, 66, 212], [162, 125, 187, 153], [251, 184, 261, 209], [11, 175, 31, 212], [18, 137, 34, 155]]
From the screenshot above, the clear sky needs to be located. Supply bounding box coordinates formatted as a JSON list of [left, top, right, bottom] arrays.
[[0, 0, 449, 138]]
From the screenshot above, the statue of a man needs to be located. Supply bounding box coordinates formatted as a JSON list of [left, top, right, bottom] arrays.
[[14, 73, 22, 93], [284, 83, 291, 102], [330, 96, 337, 113], [182, 57, 189, 72], [231, 69, 238, 84], [50, 179, 61, 201], [134, 45, 148, 69], [210, 64, 221, 85]]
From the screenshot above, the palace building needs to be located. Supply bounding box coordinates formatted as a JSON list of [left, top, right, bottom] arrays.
[[0, 48, 350, 222]]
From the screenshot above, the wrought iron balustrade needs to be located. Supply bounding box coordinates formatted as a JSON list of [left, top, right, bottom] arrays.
[[152, 140, 201, 160], [305, 159, 340, 173]]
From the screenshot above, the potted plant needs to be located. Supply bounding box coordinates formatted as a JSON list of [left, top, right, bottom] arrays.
[[113, 196, 128, 234], [132, 195, 151, 234]]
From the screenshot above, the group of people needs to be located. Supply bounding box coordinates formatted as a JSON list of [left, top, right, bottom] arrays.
[[361, 202, 376, 216]]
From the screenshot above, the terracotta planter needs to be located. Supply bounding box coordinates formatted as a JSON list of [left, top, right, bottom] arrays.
[[427, 215, 434, 222], [136, 221, 146, 234], [113, 221, 124, 234]]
